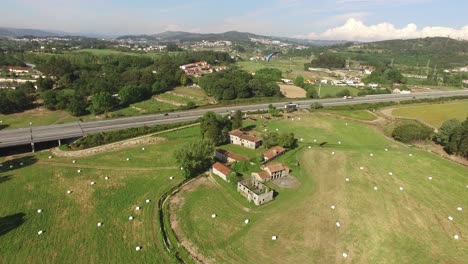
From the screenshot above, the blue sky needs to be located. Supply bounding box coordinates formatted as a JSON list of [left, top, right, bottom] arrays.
[[1, 0, 468, 40]]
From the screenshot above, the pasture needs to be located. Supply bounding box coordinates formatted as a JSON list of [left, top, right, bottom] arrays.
[[172, 114, 468, 263], [279, 84, 306, 98], [391, 100, 468, 127]]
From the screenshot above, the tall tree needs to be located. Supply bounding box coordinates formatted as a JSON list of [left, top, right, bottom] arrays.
[[174, 140, 214, 178], [436, 119, 462, 146], [88, 92, 116, 115], [232, 110, 243, 129]]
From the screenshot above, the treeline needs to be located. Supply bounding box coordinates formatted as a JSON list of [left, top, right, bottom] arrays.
[[304, 53, 346, 69], [197, 68, 282, 100], [364, 66, 404, 84], [20, 50, 233, 116], [436, 118, 468, 159], [0, 89, 34, 114]]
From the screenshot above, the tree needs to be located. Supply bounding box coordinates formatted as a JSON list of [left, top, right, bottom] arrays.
[[36, 77, 55, 91], [294, 76, 305, 88], [174, 140, 214, 178], [232, 110, 243, 129], [336, 89, 351, 97], [41, 90, 58, 110], [436, 119, 461, 146], [67, 94, 88, 116], [263, 132, 280, 149], [119, 85, 152, 106], [88, 92, 116, 115], [309, 53, 346, 68], [278, 132, 296, 148], [446, 118, 468, 158], [392, 123, 433, 143], [199, 112, 232, 145]]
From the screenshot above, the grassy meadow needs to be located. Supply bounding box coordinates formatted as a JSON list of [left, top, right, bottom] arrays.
[[391, 100, 468, 127], [172, 114, 468, 263]]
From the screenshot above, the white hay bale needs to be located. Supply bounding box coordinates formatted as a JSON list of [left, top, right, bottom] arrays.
[[345, 178, 350, 182], [308, 146, 311, 149], [374, 186, 378, 191], [126, 158, 130, 161], [428, 177, 432, 180], [457, 207, 463, 211], [244, 219, 250, 224], [180, 167, 184, 170], [264, 129, 268, 132], [448, 216, 454, 221], [37, 230, 44, 235], [409, 154, 413, 157], [141, 147, 145, 151], [135, 246, 142, 251], [300, 138, 303, 142], [129, 216, 134, 221], [20, 162, 24, 166], [90, 181, 96, 185], [332, 152, 335, 155], [399, 187, 404, 191], [136, 206, 141, 211], [330, 205, 335, 210], [271, 235, 277, 240], [454, 234, 459, 240], [211, 214, 217, 218], [275, 128, 279, 131], [345, 123, 348, 126], [67, 190, 72, 194], [48, 156, 52, 159], [292, 119, 295, 121], [37, 209, 43, 213], [336, 222, 341, 227], [314, 139, 317, 142], [342, 252, 348, 258], [9, 165, 13, 169], [388, 172, 393, 176], [29, 122, 33, 125], [169, 176, 174, 180], [77, 169, 81, 173], [145, 199, 151, 203], [359, 166, 364, 170], [105, 176, 109, 180], [370, 153, 374, 157], [97, 222, 103, 227], [385, 148, 388, 151], [72, 160, 77, 164], [338, 141, 342, 145]]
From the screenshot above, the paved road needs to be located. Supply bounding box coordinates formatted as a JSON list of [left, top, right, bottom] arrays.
[[1, 90, 468, 149]]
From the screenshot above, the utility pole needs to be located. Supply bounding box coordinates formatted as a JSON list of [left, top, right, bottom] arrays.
[[318, 82, 322, 98], [426, 59, 431, 76]]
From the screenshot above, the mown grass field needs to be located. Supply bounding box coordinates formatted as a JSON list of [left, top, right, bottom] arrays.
[[0, 129, 203, 263], [322, 109, 378, 121], [172, 114, 468, 263], [391, 100, 468, 127]]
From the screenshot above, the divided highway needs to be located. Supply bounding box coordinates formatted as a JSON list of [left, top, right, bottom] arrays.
[[1, 90, 468, 149]]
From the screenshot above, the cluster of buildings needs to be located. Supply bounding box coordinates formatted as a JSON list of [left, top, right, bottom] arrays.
[[179, 61, 227, 78], [249, 38, 292, 48], [210, 129, 291, 206], [0, 65, 44, 89]]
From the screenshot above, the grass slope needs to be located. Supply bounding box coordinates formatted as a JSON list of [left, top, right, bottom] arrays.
[[392, 100, 468, 127], [173, 114, 468, 263]]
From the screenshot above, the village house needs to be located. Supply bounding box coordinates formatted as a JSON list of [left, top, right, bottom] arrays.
[[6, 66, 31, 74], [228, 130, 262, 149], [263, 146, 286, 161], [211, 162, 235, 182], [252, 162, 290, 182], [215, 149, 249, 164], [237, 178, 274, 206]]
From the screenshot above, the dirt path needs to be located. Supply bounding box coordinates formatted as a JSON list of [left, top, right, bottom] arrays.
[[154, 97, 184, 106], [51, 123, 199, 158], [37, 160, 177, 171]]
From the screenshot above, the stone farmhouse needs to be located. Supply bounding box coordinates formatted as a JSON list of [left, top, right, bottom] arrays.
[[211, 162, 235, 182], [237, 178, 274, 206], [215, 149, 249, 164], [252, 162, 290, 182], [263, 146, 286, 161], [228, 130, 262, 149]]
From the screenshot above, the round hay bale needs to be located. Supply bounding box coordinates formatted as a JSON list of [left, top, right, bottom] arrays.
[[338, 141, 342, 144], [370, 153, 374, 157], [271, 235, 277, 240], [428, 177, 432, 180], [129, 216, 134, 221], [332, 152, 335, 155], [454, 234, 459, 240], [244, 219, 250, 224], [399, 187, 404, 191], [37, 230, 44, 235], [77, 169, 81, 173], [300, 138, 303, 142], [135, 246, 142, 251], [48, 156, 52, 159], [336, 222, 341, 227], [90, 182, 96, 185], [308, 146, 311, 149], [37, 209, 43, 213], [142, 147, 145, 151], [314, 139, 317, 142], [448, 216, 454, 221], [457, 207, 463, 211], [345, 123, 348, 126], [342, 252, 348, 258], [389, 172, 393, 176], [9, 165, 13, 169], [145, 199, 151, 203], [276, 128, 279, 131], [105, 176, 109, 180], [169, 176, 174, 180], [211, 214, 217, 218], [72, 160, 77, 164], [67, 190, 72, 194], [359, 166, 364, 170], [126, 158, 130, 161], [330, 205, 335, 210], [97, 222, 103, 227], [374, 186, 378, 191], [385, 148, 388, 151], [136, 206, 141, 211], [180, 167, 184, 170], [345, 178, 350, 182], [409, 154, 413, 157]]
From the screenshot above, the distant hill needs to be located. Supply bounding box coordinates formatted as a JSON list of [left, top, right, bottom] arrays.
[[117, 30, 270, 42], [361, 37, 468, 54], [0, 27, 65, 37]]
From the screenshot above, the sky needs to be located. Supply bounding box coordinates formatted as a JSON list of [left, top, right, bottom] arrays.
[[1, 0, 468, 41]]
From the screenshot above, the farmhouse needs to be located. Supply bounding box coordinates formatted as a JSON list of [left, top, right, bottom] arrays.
[[228, 130, 262, 149], [6, 66, 31, 74], [211, 162, 235, 182], [263, 146, 286, 161], [237, 178, 274, 206], [215, 149, 249, 163], [252, 162, 290, 182]]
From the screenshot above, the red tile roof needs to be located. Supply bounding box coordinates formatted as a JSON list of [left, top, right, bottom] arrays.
[[263, 146, 286, 160], [256, 171, 270, 179], [261, 162, 289, 173], [215, 149, 249, 161], [229, 130, 262, 143], [212, 162, 233, 176]]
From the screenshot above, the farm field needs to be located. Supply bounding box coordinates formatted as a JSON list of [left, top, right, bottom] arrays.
[[391, 100, 468, 127], [172, 114, 468, 263], [322, 109, 378, 121], [279, 84, 306, 98], [0, 128, 203, 263]]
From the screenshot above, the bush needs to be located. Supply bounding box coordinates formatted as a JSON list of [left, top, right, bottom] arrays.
[[392, 123, 434, 143]]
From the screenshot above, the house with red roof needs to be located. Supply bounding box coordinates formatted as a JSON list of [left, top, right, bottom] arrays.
[[215, 149, 249, 164], [252, 162, 290, 182], [228, 129, 262, 149], [263, 146, 286, 161], [211, 162, 235, 182]]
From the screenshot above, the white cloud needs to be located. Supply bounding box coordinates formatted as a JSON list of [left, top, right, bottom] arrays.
[[298, 18, 468, 41]]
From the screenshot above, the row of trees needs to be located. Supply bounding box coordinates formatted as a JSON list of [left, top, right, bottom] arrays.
[[0, 89, 34, 114], [197, 68, 282, 100], [364, 66, 405, 84], [304, 53, 346, 69], [293, 76, 318, 98], [436, 118, 468, 159], [392, 123, 434, 143]]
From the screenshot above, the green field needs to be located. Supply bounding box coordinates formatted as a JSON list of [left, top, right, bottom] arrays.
[[323, 109, 378, 121], [0, 108, 92, 129], [172, 114, 468, 263], [392, 100, 468, 127]]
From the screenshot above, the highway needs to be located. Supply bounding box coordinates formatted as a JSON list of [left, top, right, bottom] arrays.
[[1, 90, 468, 149]]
